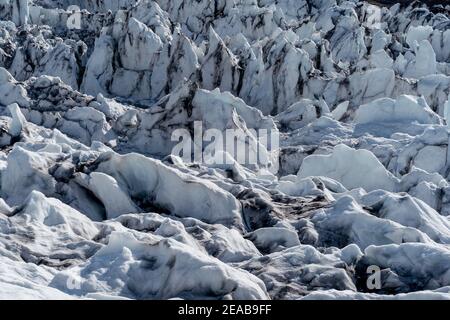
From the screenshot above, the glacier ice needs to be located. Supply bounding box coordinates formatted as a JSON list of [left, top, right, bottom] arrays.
[[0, 0, 450, 300]]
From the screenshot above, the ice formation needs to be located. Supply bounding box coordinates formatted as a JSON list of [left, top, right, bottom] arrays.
[[0, 0, 450, 300]]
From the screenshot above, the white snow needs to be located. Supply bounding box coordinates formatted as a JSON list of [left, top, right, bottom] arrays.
[[355, 95, 441, 125], [245, 227, 301, 253], [74, 172, 139, 220], [50, 231, 269, 299], [297, 144, 399, 192], [96, 152, 244, 228], [7, 103, 27, 137]]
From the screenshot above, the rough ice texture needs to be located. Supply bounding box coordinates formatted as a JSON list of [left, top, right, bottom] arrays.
[[0, 0, 450, 300]]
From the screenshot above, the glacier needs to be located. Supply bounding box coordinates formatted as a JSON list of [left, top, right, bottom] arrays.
[[0, 0, 450, 300]]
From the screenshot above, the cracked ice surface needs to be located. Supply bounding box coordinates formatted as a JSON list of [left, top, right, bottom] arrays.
[[0, 0, 450, 300]]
